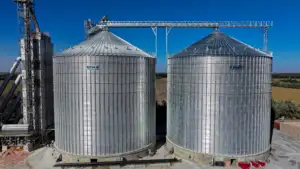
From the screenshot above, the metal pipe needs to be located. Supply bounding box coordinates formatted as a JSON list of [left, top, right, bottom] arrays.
[[54, 158, 181, 167], [1, 92, 21, 124], [9, 57, 22, 75], [166, 27, 168, 57], [165, 27, 171, 57], [263, 27, 268, 52], [0, 57, 21, 97], [0, 74, 22, 114], [151, 27, 157, 56], [29, 7, 40, 32]]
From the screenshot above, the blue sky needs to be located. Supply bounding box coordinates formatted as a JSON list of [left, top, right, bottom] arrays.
[[0, 0, 299, 72]]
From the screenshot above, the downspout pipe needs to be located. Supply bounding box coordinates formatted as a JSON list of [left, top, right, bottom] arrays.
[[29, 7, 40, 33], [0, 57, 21, 97], [0, 74, 22, 114], [1, 92, 21, 124]]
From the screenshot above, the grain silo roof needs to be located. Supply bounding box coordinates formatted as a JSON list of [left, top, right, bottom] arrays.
[[172, 31, 271, 58], [55, 31, 154, 58]]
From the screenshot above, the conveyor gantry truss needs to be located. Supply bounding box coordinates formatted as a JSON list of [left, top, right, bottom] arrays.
[[85, 20, 273, 57]]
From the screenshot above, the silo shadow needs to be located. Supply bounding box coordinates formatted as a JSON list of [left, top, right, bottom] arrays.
[[270, 106, 275, 144], [156, 101, 167, 150]]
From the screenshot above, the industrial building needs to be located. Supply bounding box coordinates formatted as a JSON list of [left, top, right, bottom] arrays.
[[0, 0, 54, 152], [167, 30, 272, 162], [21, 32, 54, 133], [53, 30, 156, 158], [0, 0, 275, 166], [0, 33, 54, 150]]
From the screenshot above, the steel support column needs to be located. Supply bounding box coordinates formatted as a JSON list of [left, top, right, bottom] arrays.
[[151, 27, 158, 57], [165, 27, 172, 57], [263, 27, 268, 52], [22, 1, 33, 125]]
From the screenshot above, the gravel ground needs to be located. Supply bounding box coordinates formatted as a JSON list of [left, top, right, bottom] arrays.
[[5, 130, 300, 169]]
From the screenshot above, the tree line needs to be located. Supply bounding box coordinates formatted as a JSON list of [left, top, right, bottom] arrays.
[[272, 100, 300, 120], [272, 78, 300, 89]]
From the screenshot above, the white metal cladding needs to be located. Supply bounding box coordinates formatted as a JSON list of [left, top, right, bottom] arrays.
[[53, 54, 156, 156], [32, 33, 54, 132], [21, 33, 54, 132], [167, 55, 272, 157]]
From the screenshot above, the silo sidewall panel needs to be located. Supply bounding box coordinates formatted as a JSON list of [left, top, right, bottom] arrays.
[[54, 55, 156, 156], [167, 55, 271, 157]]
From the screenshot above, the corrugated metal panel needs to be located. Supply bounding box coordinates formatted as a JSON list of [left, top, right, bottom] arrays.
[[21, 33, 54, 133], [55, 31, 154, 58], [42, 33, 54, 130], [172, 31, 270, 57], [167, 32, 272, 157], [53, 31, 156, 156], [31, 33, 54, 133]]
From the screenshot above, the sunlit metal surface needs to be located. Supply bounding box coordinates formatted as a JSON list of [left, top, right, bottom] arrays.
[[167, 31, 272, 157], [20, 32, 54, 133], [53, 31, 156, 156], [32, 33, 54, 132]]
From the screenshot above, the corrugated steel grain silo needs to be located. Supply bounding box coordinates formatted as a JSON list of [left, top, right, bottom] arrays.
[[167, 31, 272, 161], [53, 30, 156, 157]]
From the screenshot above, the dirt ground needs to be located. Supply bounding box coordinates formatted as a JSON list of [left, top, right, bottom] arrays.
[[272, 86, 300, 104], [156, 77, 167, 104]]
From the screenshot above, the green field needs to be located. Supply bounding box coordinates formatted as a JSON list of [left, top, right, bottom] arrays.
[[0, 80, 22, 97]]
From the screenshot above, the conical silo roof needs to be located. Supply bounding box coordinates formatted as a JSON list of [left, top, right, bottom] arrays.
[[172, 31, 271, 57], [55, 31, 154, 58]]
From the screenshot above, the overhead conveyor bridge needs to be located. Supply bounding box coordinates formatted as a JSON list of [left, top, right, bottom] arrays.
[[85, 20, 273, 56]]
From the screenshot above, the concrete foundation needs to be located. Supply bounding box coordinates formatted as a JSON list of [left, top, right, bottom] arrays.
[[280, 121, 300, 140], [166, 137, 270, 165], [53, 143, 156, 163], [165, 138, 212, 164], [1, 130, 297, 169]]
